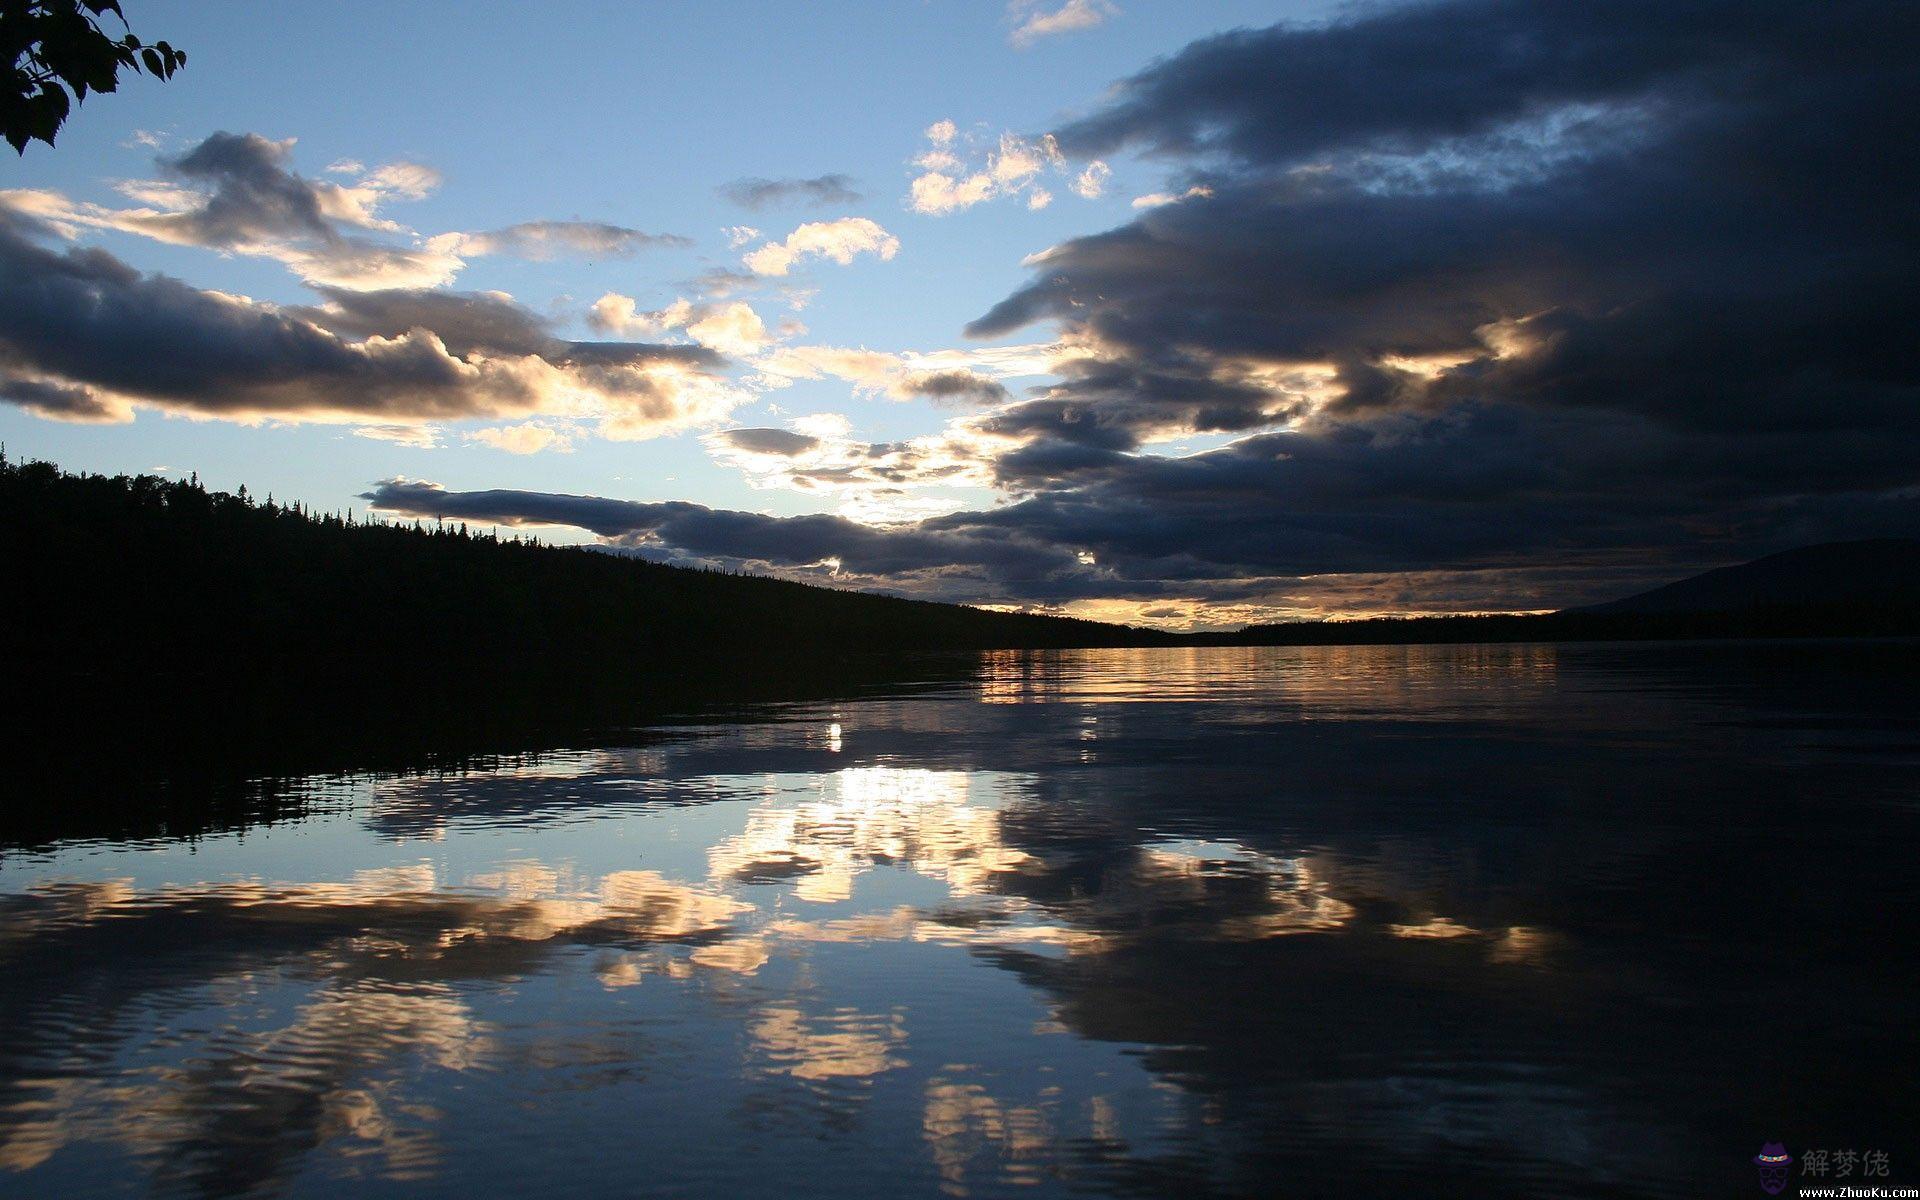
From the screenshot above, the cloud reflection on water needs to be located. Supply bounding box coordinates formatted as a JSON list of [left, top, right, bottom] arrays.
[[2, 643, 1915, 1197]]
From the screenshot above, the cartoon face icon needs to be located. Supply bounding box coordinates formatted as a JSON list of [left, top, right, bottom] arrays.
[[1754, 1143, 1794, 1194]]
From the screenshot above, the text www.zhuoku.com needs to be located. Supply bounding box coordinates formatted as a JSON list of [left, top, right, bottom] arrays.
[[1795, 1188, 1919, 1198]]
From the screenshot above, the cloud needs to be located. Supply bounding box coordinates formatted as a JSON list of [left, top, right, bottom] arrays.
[[428, 220, 691, 261], [0, 207, 743, 440], [909, 171, 997, 216], [20, 3, 1920, 623], [0, 373, 127, 423], [6, 132, 688, 290], [718, 174, 864, 210], [701, 413, 1000, 522], [905, 125, 1107, 215], [1009, 0, 1117, 49], [684, 303, 773, 357], [931, 0, 1920, 610], [897, 370, 1010, 406], [403, 0, 1919, 620], [16, 132, 467, 290], [753, 342, 1051, 404], [1131, 185, 1211, 209], [361, 478, 1081, 586], [1069, 160, 1111, 199], [741, 218, 900, 276], [353, 424, 439, 448], [710, 427, 822, 458], [467, 422, 574, 454], [589, 294, 773, 357], [755, 345, 907, 392]]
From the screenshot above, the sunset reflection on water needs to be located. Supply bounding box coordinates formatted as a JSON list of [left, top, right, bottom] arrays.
[[2, 642, 1916, 1198]]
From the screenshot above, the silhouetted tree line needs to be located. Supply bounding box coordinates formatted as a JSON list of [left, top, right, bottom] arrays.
[[5, 455, 1910, 837], [1218, 605, 1920, 647], [1, 455, 1169, 761]]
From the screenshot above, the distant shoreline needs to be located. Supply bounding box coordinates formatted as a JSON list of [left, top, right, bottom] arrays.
[[5, 455, 1914, 836]]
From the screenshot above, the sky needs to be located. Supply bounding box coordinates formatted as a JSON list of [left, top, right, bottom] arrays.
[[3, 0, 1916, 629]]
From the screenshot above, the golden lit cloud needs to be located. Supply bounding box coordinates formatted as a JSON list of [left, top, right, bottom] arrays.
[[1008, 0, 1118, 48], [905, 125, 1108, 215], [741, 217, 900, 276]]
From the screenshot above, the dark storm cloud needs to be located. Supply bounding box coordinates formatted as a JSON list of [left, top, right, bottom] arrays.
[[69, 132, 685, 285], [360, 480, 1084, 583], [711, 428, 823, 457], [950, 0, 1920, 593], [99, 131, 459, 288], [298, 286, 726, 369], [1047, 0, 1757, 165], [0, 221, 480, 416], [0, 374, 120, 422], [158, 131, 336, 243], [717, 174, 864, 210], [355, 395, 1920, 611], [447, 220, 692, 259], [975, 353, 1299, 449], [297, 286, 557, 357], [897, 370, 1010, 406], [0, 215, 725, 426]]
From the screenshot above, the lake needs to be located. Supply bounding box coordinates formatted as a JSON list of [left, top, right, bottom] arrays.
[[3, 642, 1917, 1198]]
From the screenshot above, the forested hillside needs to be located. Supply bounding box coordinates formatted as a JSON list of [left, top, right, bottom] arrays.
[[2, 456, 1165, 787]]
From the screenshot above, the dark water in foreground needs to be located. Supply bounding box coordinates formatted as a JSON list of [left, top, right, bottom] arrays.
[[3, 643, 1917, 1199]]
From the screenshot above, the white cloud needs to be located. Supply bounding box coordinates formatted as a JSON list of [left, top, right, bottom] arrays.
[[741, 217, 900, 276], [753, 340, 1060, 400], [1009, 0, 1117, 48], [587, 292, 656, 337], [723, 224, 761, 248], [791, 411, 853, 440], [756, 345, 905, 392], [687, 303, 772, 357], [904, 126, 1106, 215], [1071, 160, 1112, 199], [312, 160, 442, 232], [358, 161, 442, 200], [1131, 185, 1214, 209], [354, 424, 440, 448], [703, 413, 998, 521], [589, 294, 774, 357], [909, 171, 997, 216], [468, 423, 574, 454]]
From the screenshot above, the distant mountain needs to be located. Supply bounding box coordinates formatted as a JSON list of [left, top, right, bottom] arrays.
[[1225, 540, 1920, 648], [1578, 540, 1920, 615]]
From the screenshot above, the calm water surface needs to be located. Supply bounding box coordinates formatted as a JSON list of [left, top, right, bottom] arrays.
[[3, 643, 1917, 1198]]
